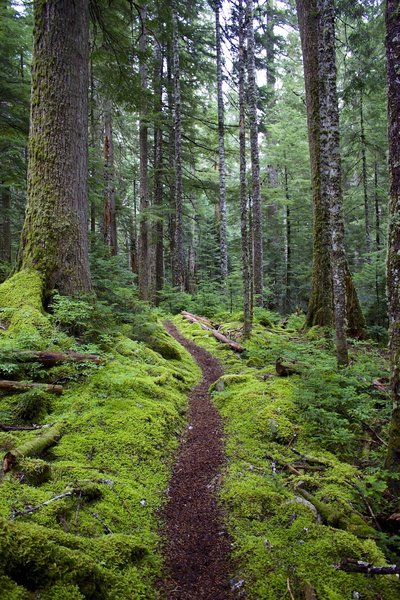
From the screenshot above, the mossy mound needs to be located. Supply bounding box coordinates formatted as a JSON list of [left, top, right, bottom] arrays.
[[174, 314, 398, 599], [0, 274, 200, 598]]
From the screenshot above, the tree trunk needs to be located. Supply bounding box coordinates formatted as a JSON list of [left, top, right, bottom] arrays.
[[17, 0, 91, 296], [317, 0, 348, 366], [385, 0, 400, 490], [0, 186, 11, 263], [102, 101, 118, 255], [284, 164, 291, 314], [215, 4, 228, 283], [297, 0, 364, 338], [246, 0, 264, 307], [138, 5, 150, 301], [0, 380, 63, 394], [296, 0, 332, 328], [239, 0, 252, 338], [172, 9, 185, 291], [360, 88, 372, 261], [153, 41, 164, 304]]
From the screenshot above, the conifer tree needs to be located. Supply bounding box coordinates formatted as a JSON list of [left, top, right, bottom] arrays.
[[17, 0, 91, 296]]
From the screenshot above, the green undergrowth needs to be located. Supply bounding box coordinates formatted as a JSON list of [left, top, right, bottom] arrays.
[[0, 271, 200, 599], [173, 313, 399, 599]]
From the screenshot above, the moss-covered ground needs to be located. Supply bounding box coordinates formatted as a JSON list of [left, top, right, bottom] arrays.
[[174, 311, 399, 599], [0, 271, 200, 599]]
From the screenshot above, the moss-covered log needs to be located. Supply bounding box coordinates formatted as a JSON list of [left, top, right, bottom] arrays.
[[1, 350, 103, 366], [0, 380, 63, 394], [181, 312, 244, 352], [3, 424, 62, 472]]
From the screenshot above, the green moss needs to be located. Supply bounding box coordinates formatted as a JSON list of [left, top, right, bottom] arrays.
[[0, 270, 53, 349]]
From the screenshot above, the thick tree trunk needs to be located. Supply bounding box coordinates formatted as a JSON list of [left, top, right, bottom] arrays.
[[138, 5, 150, 301], [102, 101, 118, 255], [239, 0, 252, 338], [297, 0, 364, 338], [130, 179, 138, 275], [0, 350, 102, 365], [17, 0, 91, 296], [385, 0, 400, 489], [215, 5, 228, 283], [296, 0, 332, 327], [246, 0, 264, 307], [0, 186, 11, 263], [153, 42, 164, 304], [172, 10, 185, 291], [317, 0, 348, 366]]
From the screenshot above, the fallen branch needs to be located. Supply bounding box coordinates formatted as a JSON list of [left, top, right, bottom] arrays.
[[335, 559, 400, 575], [90, 511, 113, 534], [11, 490, 74, 519], [0, 380, 63, 394], [362, 421, 387, 446], [3, 424, 62, 473], [181, 311, 244, 352], [1, 350, 103, 366]]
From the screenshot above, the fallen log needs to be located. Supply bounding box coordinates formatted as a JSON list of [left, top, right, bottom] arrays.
[[1, 350, 103, 366], [335, 559, 400, 575], [181, 311, 213, 328], [3, 424, 62, 473], [0, 423, 53, 432], [0, 380, 63, 394], [181, 311, 244, 352]]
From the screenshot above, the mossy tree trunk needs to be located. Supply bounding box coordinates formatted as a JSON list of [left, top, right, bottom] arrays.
[[102, 100, 118, 256], [153, 40, 164, 305], [246, 0, 264, 307], [214, 2, 228, 285], [172, 9, 185, 292], [0, 185, 11, 263], [296, 0, 364, 338], [138, 5, 150, 301], [385, 0, 400, 490], [17, 0, 91, 296], [239, 0, 252, 338], [317, 0, 348, 366]]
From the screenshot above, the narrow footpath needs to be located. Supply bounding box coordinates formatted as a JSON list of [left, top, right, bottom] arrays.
[[160, 321, 234, 600]]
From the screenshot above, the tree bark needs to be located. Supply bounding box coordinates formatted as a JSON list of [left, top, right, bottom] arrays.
[[172, 9, 185, 291], [246, 0, 264, 307], [153, 41, 164, 304], [215, 4, 228, 283], [359, 88, 372, 261], [0, 186, 11, 263], [284, 163, 291, 314], [385, 0, 400, 490], [317, 0, 348, 366], [239, 0, 252, 338], [102, 100, 118, 255], [17, 0, 91, 296], [296, 0, 364, 340], [138, 5, 150, 301]]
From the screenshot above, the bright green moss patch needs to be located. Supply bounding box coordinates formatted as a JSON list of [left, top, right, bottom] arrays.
[[174, 314, 398, 599], [0, 270, 53, 349]]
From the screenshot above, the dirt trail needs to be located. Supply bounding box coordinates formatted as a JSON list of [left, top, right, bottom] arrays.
[[160, 321, 234, 600]]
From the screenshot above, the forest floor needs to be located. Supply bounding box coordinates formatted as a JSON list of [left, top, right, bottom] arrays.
[[160, 321, 234, 599]]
